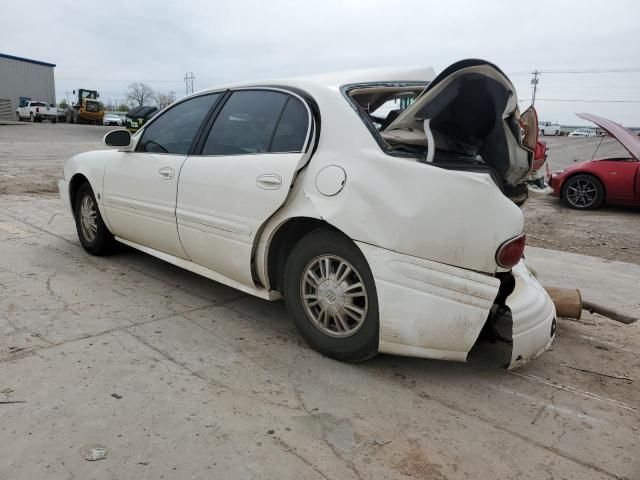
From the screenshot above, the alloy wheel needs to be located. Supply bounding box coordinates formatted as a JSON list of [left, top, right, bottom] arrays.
[[79, 194, 98, 242], [566, 178, 598, 208], [300, 255, 369, 338]]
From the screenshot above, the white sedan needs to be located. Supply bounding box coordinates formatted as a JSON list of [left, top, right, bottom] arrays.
[[103, 113, 124, 126], [59, 59, 555, 368], [568, 128, 596, 137]]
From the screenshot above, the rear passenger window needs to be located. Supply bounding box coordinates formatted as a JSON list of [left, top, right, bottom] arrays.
[[270, 97, 309, 153], [202, 91, 287, 155], [202, 90, 310, 155], [137, 93, 219, 155]]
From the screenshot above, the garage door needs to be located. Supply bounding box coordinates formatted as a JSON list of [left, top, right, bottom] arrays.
[[0, 99, 12, 120]]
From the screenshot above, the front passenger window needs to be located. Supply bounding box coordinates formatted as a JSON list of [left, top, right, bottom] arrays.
[[137, 93, 219, 154]]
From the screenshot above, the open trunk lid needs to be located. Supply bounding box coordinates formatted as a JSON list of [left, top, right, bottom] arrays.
[[381, 59, 534, 188], [576, 112, 640, 160]]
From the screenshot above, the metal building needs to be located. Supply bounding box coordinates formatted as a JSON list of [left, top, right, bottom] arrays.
[[0, 53, 56, 120]]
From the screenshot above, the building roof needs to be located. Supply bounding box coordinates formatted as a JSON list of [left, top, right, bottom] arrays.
[[0, 52, 56, 68]]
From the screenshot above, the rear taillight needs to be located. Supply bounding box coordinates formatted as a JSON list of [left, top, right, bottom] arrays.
[[496, 233, 526, 269]]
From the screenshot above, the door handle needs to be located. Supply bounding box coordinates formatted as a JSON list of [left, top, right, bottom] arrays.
[[158, 167, 175, 180], [256, 174, 282, 190]]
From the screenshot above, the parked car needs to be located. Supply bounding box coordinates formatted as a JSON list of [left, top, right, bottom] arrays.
[[16, 101, 58, 123], [539, 121, 561, 136], [103, 113, 124, 126], [568, 128, 596, 137], [549, 113, 640, 209], [125, 106, 158, 133], [58, 59, 555, 369]]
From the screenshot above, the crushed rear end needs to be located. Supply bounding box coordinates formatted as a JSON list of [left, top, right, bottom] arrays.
[[343, 59, 554, 368]]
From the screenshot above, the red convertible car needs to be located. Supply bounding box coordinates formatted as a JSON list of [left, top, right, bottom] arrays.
[[549, 113, 640, 209]]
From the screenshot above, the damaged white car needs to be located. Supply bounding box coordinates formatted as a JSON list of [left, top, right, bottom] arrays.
[[59, 59, 555, 369]]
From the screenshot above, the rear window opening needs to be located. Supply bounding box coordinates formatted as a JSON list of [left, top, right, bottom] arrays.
[[345, 72, 531, 193]]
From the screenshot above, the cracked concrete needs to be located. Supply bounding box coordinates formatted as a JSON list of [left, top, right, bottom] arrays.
[[1, 194, 639, 480]]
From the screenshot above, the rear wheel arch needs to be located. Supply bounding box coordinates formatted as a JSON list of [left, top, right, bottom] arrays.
[[266, 217, 351, 293]]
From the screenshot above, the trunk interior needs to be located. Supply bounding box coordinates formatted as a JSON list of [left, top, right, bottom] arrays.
[[347, 63, 532, 196]]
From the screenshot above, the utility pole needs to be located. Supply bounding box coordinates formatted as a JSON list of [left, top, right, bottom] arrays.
[[531, 70, 540, 106], [65, 91, 71, 105], [184, 72, 195, 96], [169, 91, 176, 102]]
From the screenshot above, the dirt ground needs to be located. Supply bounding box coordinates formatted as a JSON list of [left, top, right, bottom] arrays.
[[0, 123, 109, 195], [524, 193, 640, 265]]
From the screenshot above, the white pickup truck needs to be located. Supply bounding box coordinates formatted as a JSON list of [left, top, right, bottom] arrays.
[[16, 101, 59, 123], [539, 121, 561, 136]]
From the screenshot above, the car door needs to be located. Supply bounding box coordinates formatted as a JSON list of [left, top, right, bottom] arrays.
[[102, 93, 221, 257], [597, 160, 640, 203], [176, 89, 314, 286]]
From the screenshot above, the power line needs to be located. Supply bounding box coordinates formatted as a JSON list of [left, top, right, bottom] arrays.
[[519, 98, 640, 103], [509, 67, 640, 76], [57, 77, 184, 83], [538, 67, 640, 74]]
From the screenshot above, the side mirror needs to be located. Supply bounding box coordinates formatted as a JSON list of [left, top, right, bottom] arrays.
[[104, 129, 131, 147]]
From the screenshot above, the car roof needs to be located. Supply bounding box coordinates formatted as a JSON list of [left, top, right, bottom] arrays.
[[194, 66, 437, 96]]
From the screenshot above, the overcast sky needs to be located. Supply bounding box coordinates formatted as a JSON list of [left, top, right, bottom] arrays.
[[2, 0, 639, 125]]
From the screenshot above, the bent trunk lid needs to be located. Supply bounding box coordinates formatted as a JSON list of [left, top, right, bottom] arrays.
[[382, 59, 533, 188]]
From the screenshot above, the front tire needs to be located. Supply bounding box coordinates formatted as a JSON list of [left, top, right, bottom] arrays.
[[284, 230, 379, 362], [29, 113, 35, 122], [562, 174, 604, 210], [73, 183, 116, 255]]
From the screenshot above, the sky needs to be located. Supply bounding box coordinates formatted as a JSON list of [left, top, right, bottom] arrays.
[[2, 0, 639, 126]]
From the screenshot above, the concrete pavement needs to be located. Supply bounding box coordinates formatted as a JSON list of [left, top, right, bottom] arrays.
[[1, 194, 638, 479]]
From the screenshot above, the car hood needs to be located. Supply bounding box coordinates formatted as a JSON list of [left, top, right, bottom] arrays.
[[577, 113, 640, 160]]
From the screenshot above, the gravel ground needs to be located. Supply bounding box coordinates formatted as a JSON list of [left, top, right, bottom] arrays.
[[0, 123, 109, 195], [524, 192, 640, 265]]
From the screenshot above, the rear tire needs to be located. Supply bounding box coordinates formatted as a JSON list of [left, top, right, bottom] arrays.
[[73, 183, 116, 255], [283, 229, 379, 362], [562, 174, 604, 210]]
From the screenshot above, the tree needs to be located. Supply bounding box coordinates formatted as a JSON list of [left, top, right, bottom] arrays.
[[58, 99, 68, 109], [155, 92, 174, 109], [117, 104, 130, 112], [127, 82, 155, 107]]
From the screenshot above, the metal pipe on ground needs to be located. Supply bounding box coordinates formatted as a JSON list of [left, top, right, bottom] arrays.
[[543, 286, 637, 324]]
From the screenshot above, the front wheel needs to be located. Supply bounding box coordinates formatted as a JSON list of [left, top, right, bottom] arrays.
[[73, 183, 116, 255], [284, 230, 379, 362], [16, 112, 21, 121], [562, 174, 604, 210], [29, 113, 35, 122]]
